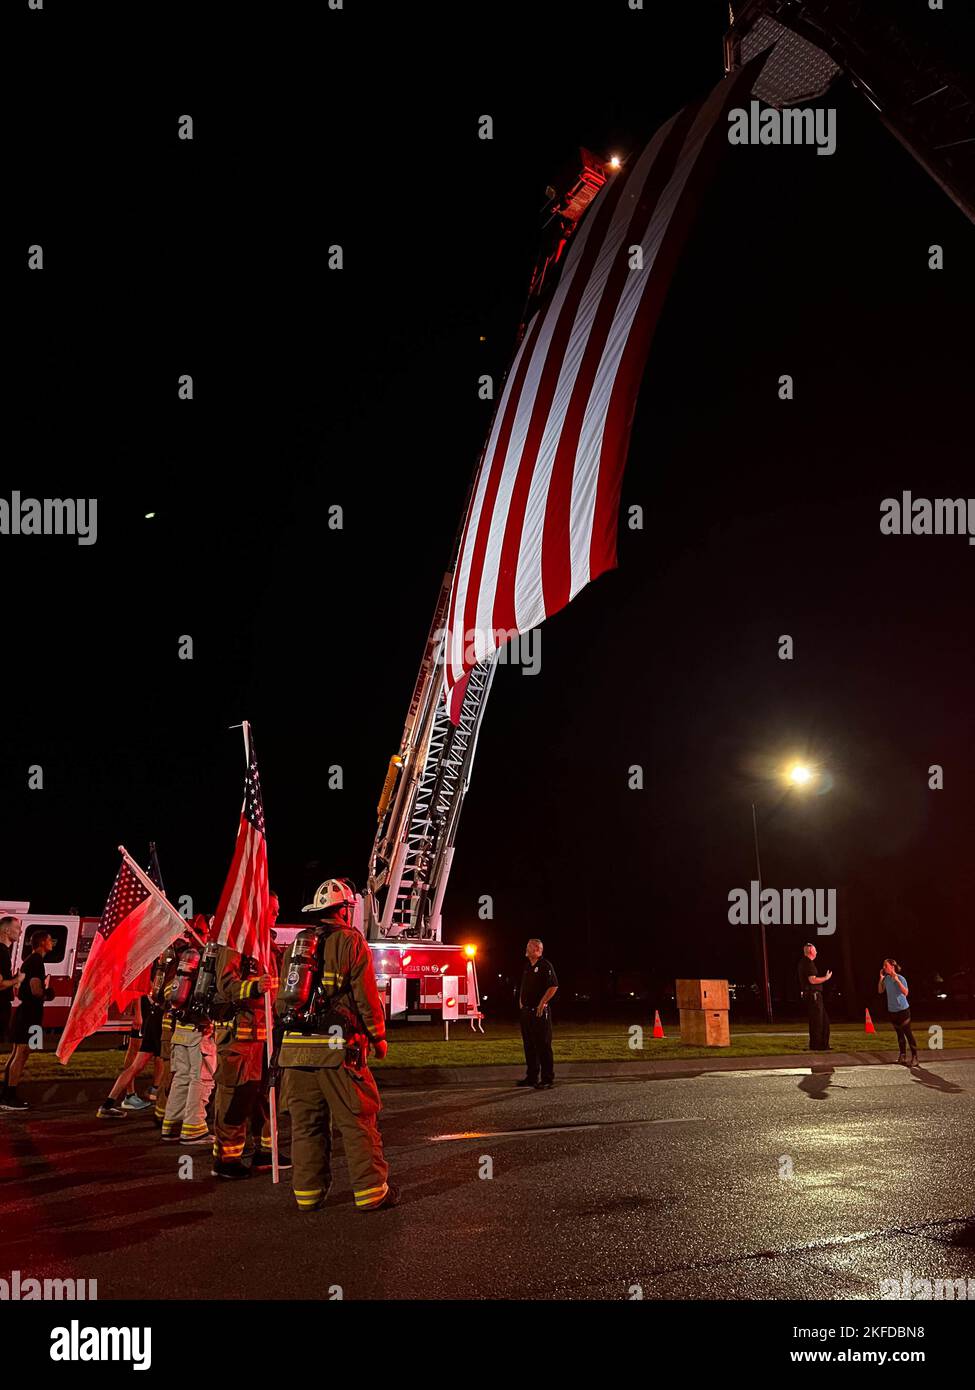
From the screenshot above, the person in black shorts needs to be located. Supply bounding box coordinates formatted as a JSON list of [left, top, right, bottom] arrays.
[[98, 992, 166, 1118], [517, 938, 559, 1090], [1, 928, 55, 1110]]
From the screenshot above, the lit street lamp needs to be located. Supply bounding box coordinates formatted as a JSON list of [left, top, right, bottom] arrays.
[[751, 761, 822, 1025]]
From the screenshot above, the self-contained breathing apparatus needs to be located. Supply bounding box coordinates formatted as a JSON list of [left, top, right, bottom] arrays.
[[275, 926, 365, 1064], [168, 942, 205, 1024], [149, 946, 178, 1007], [177, 940, 235, 1026]]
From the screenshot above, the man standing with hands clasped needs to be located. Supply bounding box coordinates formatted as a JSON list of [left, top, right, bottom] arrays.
[[798, 942, 832, 1052], [517, 939, 558, 1091]]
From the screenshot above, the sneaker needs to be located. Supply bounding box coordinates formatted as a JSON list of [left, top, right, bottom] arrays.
[[534, 1081, 555, 1090], [121, 1094, 153, 1112], [97, 1099, 127, 1119], [211, 1161, 250, 1179], [515, 1078, 537, 1088], [896, 1054, 908, 1066], [910, 1053, 920, 1068], [360, 1183, 400, 1212], [0, 1089, 28, 1111], [180, 1132, 215, 1146]]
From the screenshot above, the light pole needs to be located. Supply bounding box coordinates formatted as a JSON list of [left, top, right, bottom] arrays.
[[751, 801, 773, 1024], [751, 762, 819, 1026]]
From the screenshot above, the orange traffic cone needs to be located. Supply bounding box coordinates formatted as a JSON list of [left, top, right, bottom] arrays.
[[652, 1009, 665, 1039], [865, 1008, 876, 1034]]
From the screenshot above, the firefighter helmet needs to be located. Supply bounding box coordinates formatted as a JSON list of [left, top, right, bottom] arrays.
[[301, 878, 356, 914]]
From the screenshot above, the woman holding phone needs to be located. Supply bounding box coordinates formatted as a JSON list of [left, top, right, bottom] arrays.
[[878, 959, 918, 1068]]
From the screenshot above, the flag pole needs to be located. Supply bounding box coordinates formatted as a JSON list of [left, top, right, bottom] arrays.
[[236, 722, 280, 1187], [117, 846, 206, 946]]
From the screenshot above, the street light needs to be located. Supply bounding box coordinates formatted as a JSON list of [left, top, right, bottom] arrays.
[[751, 759, 823, 1024]]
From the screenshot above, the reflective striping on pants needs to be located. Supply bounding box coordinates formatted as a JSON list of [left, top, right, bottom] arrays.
[[354, 1182, 388, 1208], [282, 1034, 345, 1045]]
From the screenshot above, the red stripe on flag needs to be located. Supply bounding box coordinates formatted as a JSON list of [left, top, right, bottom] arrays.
[[490, 171, 629, 639], [590, 66, 759, 579], [456, 311, 548, 667], [539, 104, 701, 616]]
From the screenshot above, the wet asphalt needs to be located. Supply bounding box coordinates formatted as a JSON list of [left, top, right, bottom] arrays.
[[2, 1059, 973, 1301]]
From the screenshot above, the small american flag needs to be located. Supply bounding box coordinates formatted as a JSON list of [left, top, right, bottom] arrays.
[[209, 722, 270, 968], [57, 852, 184, 1062]]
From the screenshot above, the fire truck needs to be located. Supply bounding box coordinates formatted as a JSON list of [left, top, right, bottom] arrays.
[[0, 900, 135, 1033], [0, 898, 483, 1034]]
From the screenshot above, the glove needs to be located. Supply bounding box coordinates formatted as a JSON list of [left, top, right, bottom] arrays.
[[372, 1038, 388, 1061]]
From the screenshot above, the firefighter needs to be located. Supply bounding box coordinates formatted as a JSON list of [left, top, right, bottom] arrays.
[[211, 942, 276, 1178], [161, 934, 216, 1144], [275, 878, 398, 1213]]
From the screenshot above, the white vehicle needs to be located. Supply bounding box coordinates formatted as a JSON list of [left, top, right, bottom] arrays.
[[0, 900, 136, 1033]]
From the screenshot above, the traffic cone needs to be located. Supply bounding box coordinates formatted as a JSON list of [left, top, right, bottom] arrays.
[[652, 1010, 665, 1039], [865, 1008, 876, 1034]]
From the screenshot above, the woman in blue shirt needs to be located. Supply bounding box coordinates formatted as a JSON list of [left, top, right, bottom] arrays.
[[877, 959, 918, 1068]]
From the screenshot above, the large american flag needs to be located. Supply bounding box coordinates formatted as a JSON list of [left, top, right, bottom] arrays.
[[209, 722, 270, 968], [57, 851, 185, 1062], [444, 56, 767, 696]]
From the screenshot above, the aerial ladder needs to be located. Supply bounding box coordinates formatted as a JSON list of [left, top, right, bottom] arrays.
[[365, 3, 974, 947], [724, 0, 975, 225], [363, 150, 611, 944]]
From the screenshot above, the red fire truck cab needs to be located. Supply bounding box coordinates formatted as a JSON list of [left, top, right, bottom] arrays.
[[273, 924, 482, 1026]]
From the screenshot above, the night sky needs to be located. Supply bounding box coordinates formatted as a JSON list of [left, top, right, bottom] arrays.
[[9, 2, 974, 1018]]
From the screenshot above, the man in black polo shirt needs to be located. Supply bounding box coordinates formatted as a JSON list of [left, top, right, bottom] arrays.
[[1, 928, 55, 1110], [798, 942, 832, 1052], [517, 938, 558, 1091]]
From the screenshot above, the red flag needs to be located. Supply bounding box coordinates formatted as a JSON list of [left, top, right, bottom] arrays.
[[57, 852, 185, 1062], [209, 723, 270, 969]]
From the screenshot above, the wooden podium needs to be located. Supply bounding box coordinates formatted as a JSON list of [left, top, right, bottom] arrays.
[[677, 979, 731, 1047]]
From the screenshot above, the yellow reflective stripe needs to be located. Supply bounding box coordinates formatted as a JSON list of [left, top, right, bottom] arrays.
[[354, 1183, 387, 1199], [355, 1187, 388, 1207], [283, 1033, 345, 1044], [294, 1189, 322, 1197]]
